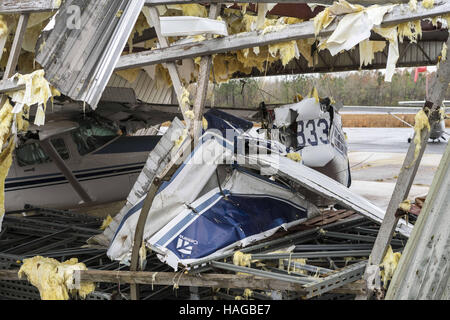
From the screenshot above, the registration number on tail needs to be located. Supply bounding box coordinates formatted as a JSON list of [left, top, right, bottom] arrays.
[[297, 118, 330, 148]]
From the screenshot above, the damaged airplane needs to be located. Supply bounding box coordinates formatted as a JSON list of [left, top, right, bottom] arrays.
[[98, 107, 412, 271]]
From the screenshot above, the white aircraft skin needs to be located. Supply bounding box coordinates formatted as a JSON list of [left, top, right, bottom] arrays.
[[5, 130, 161, 212]]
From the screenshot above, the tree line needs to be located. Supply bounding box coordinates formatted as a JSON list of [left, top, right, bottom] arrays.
[[208, 69, 449, 109]]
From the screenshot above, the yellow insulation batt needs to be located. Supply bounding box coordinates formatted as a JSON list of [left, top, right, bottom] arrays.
[[18, 256, 95, 300], [243, 288, 253, 299], [286, 152, 302, 162], [0, 15, 8, 63], [0, 139, 14, 222], [379, 246, 401, 289], [308, 87, 320, 103], [7, 70, 56, 126], [397, 20, 422, 43], [0, 15, 7, 37], [166, 4, 208, 17], [422, 0, 434, 9], [0, 99, 29, 224], [233, 251, 252, 267], [0, 100, 13, 151], [268, 41, 298, 67], [359, 40, 386, 67], [399, 199, 412, 212], [99, 215, 113, 230], [313, 8, 334, 36], [411, 109, 430, 165], [155, 64, 172, 87], [179, 87, 191, 112]]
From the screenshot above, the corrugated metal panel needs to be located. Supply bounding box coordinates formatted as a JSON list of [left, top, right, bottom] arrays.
[[35, 0, 144, 109], [244, 40, 446, 78], [108, 70, 173, 104], [386, 140, 450, 300]]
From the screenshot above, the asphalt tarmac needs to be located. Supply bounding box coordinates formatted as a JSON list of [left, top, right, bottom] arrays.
[[345, 127, 448, 154], [346, 128, 447, 209]]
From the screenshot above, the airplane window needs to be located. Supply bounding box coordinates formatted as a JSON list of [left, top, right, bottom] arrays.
[[16, 138, 70, 167], [71, 121, 119, 155]]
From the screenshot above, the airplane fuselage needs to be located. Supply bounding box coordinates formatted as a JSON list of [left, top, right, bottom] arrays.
[[5, 131, 161, 212]]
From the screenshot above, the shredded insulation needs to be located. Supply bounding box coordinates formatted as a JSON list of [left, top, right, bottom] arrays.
[[7, 70, 56, 126], [359, 40, 386, 67], [422, 0, 434, 9], [268, 41, 298, 66], [313, 8, 334, 36], [379, 246, 402, 289], [233, 251, 252, 267], [0, 97, 30, 229], [179, 87, 191, 113], [0, 139, 14, 226], [18, 256, 95, 300], [397, 20, 422, 43], [0, 15, 7, 62], [154, 64, 172, 87], [100, 215, 113, 231], [399, 199, 412, 212], [286, 152, 302, 162], [409, 0, 418, 11], [243, 288, 253, 299], [0, 99, 14, 226], [410, 109, 431, 166], [0, 100, 13, 151], [239, 3, 249, 15], [179, 4, 208, 17], [0, 15, 7, 38], [308, 87, 320, 103], [294, 93, 304, 103], [115, 68, 141, 83]]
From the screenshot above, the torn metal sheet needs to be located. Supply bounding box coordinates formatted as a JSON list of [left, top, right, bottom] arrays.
[[160, 16, 228, 37], [88, 117, 185, 248], [244, 153, 413, 238], [100, 87, 136, 104], [35, 0, 145, 109], [108, 70, 173, 105], [149, 167, 320, 271]]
